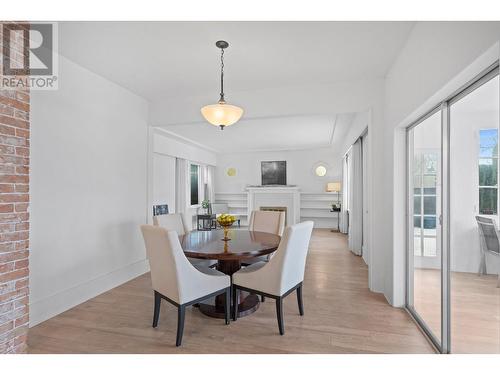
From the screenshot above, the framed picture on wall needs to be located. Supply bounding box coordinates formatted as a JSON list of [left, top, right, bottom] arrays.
[[261, 161, 287, 185]]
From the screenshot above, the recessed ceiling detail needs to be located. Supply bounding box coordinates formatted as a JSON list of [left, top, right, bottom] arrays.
[[156, 112, 356, 153]]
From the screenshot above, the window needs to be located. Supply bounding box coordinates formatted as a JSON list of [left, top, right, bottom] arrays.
[[479, 129, 498, 214], [190, 164, 199, 205], [413, 152, 438, 257]]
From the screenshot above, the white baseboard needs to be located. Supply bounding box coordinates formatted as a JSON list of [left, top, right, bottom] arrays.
[[29, 259, 150, 327]]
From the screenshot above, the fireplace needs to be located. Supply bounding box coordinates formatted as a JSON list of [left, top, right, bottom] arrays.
[[260, 206, 288, 225], [246, 186, 300, 225]]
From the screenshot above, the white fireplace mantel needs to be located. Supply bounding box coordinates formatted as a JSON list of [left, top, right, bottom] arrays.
[[245, 186, 301, 225]]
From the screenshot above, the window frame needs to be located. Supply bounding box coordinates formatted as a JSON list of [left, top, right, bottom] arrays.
[[478, 128, 499, 216], [189, 162, 201, 207], [412, 151, 439, 258]]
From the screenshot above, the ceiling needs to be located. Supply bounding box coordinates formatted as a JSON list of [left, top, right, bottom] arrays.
[[59, 22, 414, 99], [161, 112, 356, 153], [58, 22, 413, 152]]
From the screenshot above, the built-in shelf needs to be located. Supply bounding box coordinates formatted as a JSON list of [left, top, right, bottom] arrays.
[[300, 205, 334, 210], [300, 192, 340, 228], [215, 192, 249, 226], [301, 215, 334, 219], [214, 191, 340, 229]]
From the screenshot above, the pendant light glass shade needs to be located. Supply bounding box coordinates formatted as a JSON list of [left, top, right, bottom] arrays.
[[201, 101, 244, 128], [201, 40, 243, 130]]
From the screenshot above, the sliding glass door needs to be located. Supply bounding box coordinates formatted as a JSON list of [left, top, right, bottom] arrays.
[[407, 63, 500, 354], [407, 110, 443, 348], [449, 72, 500, 353]]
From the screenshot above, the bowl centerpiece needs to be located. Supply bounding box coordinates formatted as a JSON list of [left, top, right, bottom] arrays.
[[217, 213, 237, 241]]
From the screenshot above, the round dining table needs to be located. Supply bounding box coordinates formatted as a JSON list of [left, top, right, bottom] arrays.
[[179, 229, 281, 319]]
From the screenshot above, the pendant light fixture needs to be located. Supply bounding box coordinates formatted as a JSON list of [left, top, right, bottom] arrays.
[[201, 40, 243, 130]]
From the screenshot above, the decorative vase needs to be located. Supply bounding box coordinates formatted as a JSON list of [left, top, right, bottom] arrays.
[[221, 224, 232, 241]]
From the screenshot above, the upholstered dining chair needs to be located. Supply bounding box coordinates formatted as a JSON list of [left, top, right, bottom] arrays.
[[243, 210, 286, 288], [140, 225, 231, 346], [248, 210, 286, 237], [232, 221, 314, 335], [153, 212, 216, 268], [475, 216, 500, 287]]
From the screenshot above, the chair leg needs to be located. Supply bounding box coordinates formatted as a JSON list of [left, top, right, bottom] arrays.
[[478, 253, 487, 275], [232, 286, 238, 321], [176, 305, 186, 347], [297, 285, 304, 316], [224, 288, 231, 325], [276, 297, 284, 335], [152, 291, 161, 327], [261, 295, 265, 302]]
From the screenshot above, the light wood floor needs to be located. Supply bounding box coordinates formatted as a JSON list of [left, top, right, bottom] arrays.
[[28, 229, 434, 353], [414, 268, 500, 353]]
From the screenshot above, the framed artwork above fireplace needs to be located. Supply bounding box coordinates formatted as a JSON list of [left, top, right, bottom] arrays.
[[261, 161, 287, 186]]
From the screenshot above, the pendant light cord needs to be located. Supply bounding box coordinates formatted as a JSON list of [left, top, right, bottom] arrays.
[[220, 48, 225, 102]]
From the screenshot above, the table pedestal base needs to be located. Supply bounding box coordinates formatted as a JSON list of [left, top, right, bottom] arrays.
[[197, 259, 260, 319], [198, 293, 260, 319]]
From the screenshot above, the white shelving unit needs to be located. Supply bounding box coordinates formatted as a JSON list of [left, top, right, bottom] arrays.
[[300, 192, 340, 228], [214, 192, 249, 226], [215, 191, 341, 229]]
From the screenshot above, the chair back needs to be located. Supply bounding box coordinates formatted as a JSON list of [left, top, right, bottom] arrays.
[[141, 225, 229, 304], [153, 213, 188, 235], [140, 225, 182, 302], [476, 216, 500, 255], [268, 221, 313, 294], [249, 210, 286, 236], [212, 203, 229, 215]]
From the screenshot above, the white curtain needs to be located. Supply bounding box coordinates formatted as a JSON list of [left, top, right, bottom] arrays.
[[348, 138, 363, 255], [175, 158, 190, 229], [206, 165, 216, 205], [340, 152, 350, 234]]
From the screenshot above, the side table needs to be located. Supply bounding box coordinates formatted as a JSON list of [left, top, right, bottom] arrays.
[[197, 214, 216, 231], [330, 207, 341, 232]]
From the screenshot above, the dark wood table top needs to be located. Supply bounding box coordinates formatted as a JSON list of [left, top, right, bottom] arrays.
[[180, 229, 280, 261]]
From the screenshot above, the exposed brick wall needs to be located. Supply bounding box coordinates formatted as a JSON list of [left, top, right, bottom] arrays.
[[0, 22, 30, 354]]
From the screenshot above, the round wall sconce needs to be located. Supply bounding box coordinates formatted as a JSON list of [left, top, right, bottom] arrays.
[[313, 162, 329, 177], [315, 165, 327, 177], [226, 167, 236, 177]]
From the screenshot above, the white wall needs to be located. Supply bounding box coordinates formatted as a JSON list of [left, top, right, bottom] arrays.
[[215, 147, 341, 193], [383, 22, 500, 306], [152, 153, 176, 213], [341, 111, 369, 155], [30, 55, 149, 326]]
